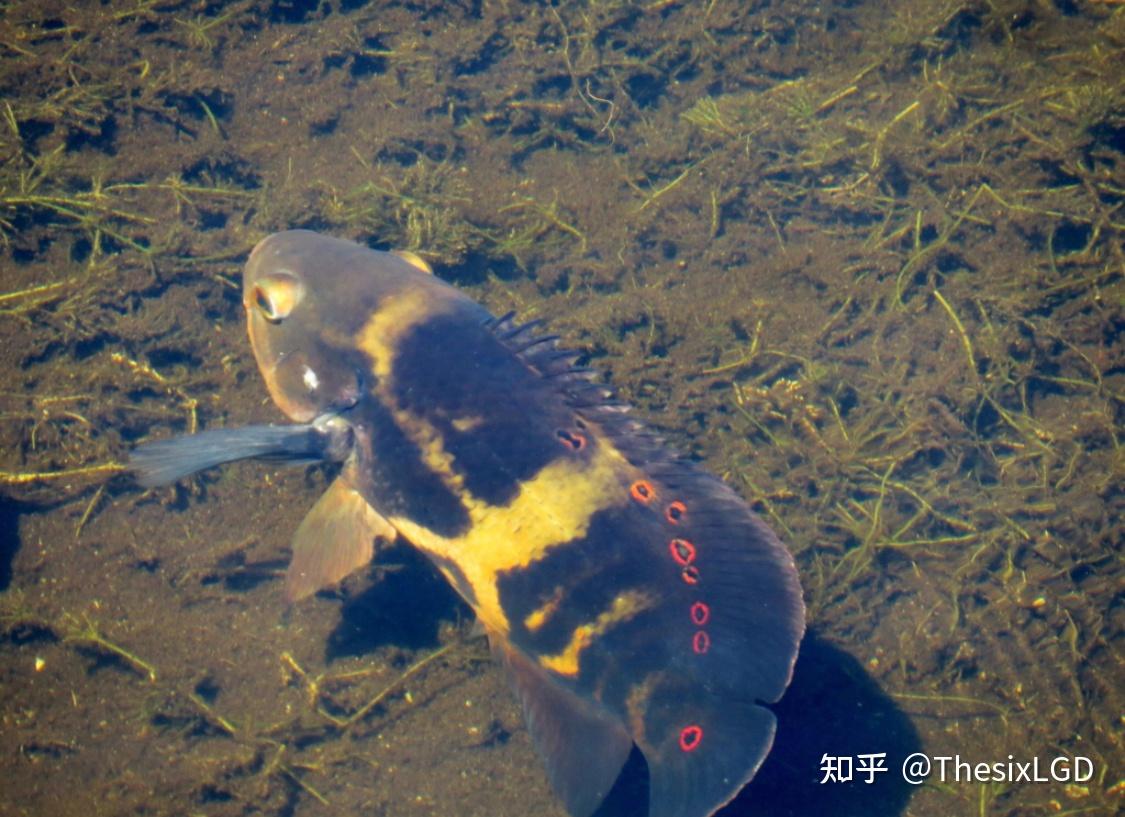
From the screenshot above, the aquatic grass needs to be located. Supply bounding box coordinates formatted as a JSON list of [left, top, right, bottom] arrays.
[[148, 632, 485, 807], [498, 193, 588, 253], [0, 1, 1119, 813], [0, 462, 125, 486], [282, 641, 468, 731], [109, 351, 201, 434], [60, 612, 158, 682], [171, 1, 253, 51], [0, 583, 485, 810], [0, 171, 256, 257], [0, 601, 160, 683], [318, 155, 483, 266]]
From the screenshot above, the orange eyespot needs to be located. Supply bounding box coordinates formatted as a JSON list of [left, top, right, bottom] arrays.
[[690, 602, 710, 626], [692, 631, 711, 654], [679, 725, 703, 752], [669, 538, 696, 566], [556, 429, 586, 451], [681, 565, 701, 585], [665, 501, 686, 524], [630, 480, 655, 504]]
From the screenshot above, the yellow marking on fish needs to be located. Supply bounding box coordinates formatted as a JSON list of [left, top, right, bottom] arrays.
[[524, 585, 566, 633], [388, 440, 633, 638], [391, 249, 433, 274], [451, 415, 484, 433], [354, 291, 472, 497], [356, 287, 455, 381], [539, 591, 655, 677], [398, 410, 469, 494], [354, 292, 643, 641]]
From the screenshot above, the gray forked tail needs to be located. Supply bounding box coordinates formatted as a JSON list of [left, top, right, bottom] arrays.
[[129, 416, 351, 488]]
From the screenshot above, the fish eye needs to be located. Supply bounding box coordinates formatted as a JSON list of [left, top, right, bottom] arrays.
[[248, 271, 305, 323], [253, 285, 280, 322]]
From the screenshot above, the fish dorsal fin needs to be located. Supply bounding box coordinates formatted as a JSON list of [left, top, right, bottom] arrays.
[[286, 467, 397, 602], [486, 312, 680, 463], [487, 312, 599, 384], [490, 632, 632, 817]]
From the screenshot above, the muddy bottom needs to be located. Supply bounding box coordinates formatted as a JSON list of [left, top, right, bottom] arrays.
[[1, 1, 1121, 816]]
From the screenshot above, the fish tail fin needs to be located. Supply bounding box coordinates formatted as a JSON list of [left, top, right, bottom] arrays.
[[642, 688, 777, 817]]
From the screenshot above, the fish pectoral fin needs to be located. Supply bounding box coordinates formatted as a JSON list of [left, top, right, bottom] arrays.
[[490, 632, 632, 817], [286, 474, 396, 603]]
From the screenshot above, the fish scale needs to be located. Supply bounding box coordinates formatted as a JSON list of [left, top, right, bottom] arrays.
[[130, 229, 805, 817]]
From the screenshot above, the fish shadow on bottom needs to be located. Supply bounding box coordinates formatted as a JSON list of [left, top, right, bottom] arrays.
[[594, 630, 921, 817], [325, 542, 469, 658]]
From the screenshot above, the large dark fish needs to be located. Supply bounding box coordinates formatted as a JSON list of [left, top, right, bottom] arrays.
[[131, 230, 805, 817]]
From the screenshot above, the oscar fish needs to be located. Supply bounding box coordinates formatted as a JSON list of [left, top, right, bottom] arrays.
[[130, 230, 805, 817]]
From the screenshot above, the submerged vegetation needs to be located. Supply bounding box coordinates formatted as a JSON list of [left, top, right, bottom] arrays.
[[0, 1, 1121, 816]]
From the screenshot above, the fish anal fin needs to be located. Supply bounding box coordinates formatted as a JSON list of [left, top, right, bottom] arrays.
[[490, 633, 632, 817], [286, 473, 396, 602]]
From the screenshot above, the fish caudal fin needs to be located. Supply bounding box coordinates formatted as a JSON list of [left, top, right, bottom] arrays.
[[642, 688, 777, 817], [286, 469, 397, 602], [491, 634, 633, 817]]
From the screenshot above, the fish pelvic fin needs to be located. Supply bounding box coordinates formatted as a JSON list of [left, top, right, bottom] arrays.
[[286, 467, 397, 602]]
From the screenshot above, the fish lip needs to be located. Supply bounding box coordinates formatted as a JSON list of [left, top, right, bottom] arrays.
[[310, 368, 364, 462], [312, 411, 356, 463]]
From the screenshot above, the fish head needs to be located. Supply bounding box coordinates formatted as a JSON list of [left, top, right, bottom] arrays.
[[242, 230, 390, 422], [243, 230, 466, 423]]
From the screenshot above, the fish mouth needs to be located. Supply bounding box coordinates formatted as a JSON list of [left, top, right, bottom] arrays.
[[311, 411, 356, 463]]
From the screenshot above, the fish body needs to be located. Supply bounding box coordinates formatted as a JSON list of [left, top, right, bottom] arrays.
[[135, 230, 804, 817]]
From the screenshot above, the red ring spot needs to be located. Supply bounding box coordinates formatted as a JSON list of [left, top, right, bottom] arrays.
[[665, 501, 686, 524], [556, 429, 586, 451], [692, 630, 711, 654], [630, 480, 655, 504], [690, 602, 710, 626], [681, 565, 701, 585], [679, 724, 703, 752], [668, 538, 696, 566]]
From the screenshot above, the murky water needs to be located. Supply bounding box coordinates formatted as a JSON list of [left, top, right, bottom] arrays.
[[0, 1, 1121, 816]]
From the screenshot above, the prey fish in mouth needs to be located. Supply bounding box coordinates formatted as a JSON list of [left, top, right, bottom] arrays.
[[131, 230, 805, 817]]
